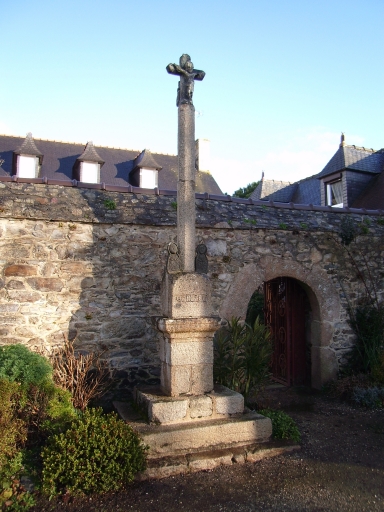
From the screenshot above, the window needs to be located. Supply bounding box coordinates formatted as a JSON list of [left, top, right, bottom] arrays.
[[17, 155, 39, 178], [80, 161, 99, 183], [140, 168, 158, 188], [326, 179, 343, 208]]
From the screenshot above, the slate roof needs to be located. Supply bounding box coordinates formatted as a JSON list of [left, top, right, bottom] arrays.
[[14, 132, 44, 163], [0, 134, 222, 194], [317, 144, 384, 179], [250, 180, 297, 202], [352, 171, 384, 209], [132, 149, 162, 171], [77, 141, 105, 166], [291, 175, 321, 205]]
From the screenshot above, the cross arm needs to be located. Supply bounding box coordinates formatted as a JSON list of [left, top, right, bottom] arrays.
[[166, 63, 183, 76], [193, 69, 205, 81]]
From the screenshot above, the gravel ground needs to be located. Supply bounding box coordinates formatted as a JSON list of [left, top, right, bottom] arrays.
[[31, 387, 384, 512]]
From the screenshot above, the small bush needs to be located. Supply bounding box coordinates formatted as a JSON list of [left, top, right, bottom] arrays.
[[0, 380, 27, 480], [103, 198, 116, 210], [340, 216, 356, 245], [0, 345, 52, 388], [0, 380, 30, 510], [351, 386, 384, 409], [41, 408, 147, 497], [259, 408, 301, 442]]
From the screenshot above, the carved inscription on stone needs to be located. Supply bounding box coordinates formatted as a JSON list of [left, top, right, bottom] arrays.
[[175, 294, 207, 303], [167, 273, 212, 318]]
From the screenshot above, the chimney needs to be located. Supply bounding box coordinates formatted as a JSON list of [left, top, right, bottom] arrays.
[[195, 138, 210, 172]]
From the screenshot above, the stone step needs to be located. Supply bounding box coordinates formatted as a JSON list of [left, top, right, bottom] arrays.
[[137, 442, 300, 480], [114, 401, 272, 456]]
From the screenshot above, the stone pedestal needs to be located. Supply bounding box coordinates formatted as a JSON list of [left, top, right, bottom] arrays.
[[158, 317, 219, 396], [161, 272, 212, 319]]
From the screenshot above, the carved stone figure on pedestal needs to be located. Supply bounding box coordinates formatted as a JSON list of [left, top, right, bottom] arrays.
[[166, 242, 181, 274], [195, 242, 208, 274], [166, 54, 205, 107]]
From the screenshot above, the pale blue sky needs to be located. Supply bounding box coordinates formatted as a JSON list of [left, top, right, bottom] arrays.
[[1, 0, 383, 193]]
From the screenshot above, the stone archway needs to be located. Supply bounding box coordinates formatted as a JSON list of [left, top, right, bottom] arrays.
[[219, 256, 340, 389]]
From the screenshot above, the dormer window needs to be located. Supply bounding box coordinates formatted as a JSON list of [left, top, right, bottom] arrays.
[[326, 178, 343, 208], [73, 141, 104, 184], [17, 155, 39, 178], [13, 133, 43, 178], [80, 161, 100, 183], [140, 168, 158, 188], [129, 149, 162, 189]]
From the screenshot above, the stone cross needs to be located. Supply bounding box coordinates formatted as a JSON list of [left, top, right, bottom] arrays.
[[167, 54, 205, 272]]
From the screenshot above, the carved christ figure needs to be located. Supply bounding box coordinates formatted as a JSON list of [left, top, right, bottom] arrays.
[[166, 54, 205, 107]]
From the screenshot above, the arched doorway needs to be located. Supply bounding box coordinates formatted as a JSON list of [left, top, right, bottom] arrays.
[[264, 277, 311, 386], [219, 257, 340, 389]]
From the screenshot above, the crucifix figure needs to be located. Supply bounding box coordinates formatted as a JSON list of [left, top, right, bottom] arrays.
[[166, 54, 205, 107]]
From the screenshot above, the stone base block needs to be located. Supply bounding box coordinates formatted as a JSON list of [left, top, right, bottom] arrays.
[[139, 413, 271, 456], [135, 444, 300, 480], [135, 384, 244, 425], [115, 398, 272, 457]]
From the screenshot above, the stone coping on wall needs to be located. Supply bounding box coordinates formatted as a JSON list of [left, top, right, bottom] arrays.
[[0, 176, 382, 216], [1, 180, 384, 238]]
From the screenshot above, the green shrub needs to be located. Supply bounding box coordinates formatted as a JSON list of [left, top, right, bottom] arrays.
[[0, 345, 52, 388], [0, 380, 29, 510], [0, 380, 27, 480], [103, 198, 116, 210], [259, 408, 301, 442], [22, 381, 77, 441], [352, 386, 384, 409], [214, 317, 272, 399], [41, 408, 147, 497]]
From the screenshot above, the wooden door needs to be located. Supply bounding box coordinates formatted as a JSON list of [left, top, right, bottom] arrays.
[[264, 277, 308, 386]]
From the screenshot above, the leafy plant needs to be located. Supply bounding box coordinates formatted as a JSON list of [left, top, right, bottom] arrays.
[[300, 222, 308, 229], [0, 380, 27, 481], [103, 198, 116, 210], [0, 380, 35, 511], [49, 336, 111, 411], [214, 317, 272, 399], [351, 386, 384, 409], [0, 345, 52, 388], [41, 408, 147, 497], [339, 216, 356, 245], [278, 223, 287, 230], [376, 217, 384, 226], [258, 408, 301, 442], [358, 217, 371, 235], [170, 201, 177, 210], [348, 303, 384, 375]]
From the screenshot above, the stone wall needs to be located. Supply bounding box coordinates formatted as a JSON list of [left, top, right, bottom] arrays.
[[0, 181, 383, 388]]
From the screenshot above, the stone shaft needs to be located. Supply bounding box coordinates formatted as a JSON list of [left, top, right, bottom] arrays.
[[177, 103, 196, 272]]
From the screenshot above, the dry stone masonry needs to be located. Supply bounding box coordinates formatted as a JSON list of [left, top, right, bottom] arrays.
[[0, 181, 383, 389]]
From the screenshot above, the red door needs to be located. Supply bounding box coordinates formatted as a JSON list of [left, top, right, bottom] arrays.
[[264, 277, 308, 386]]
